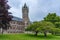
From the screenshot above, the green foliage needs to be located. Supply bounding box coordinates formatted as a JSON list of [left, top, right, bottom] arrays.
[[44, 13, 60, 28], [38, 21, 55, 32], [26, 21, 40, 32], [26, 21, 57, 36], [26, 13, 60, 36], [26, 21, 55, 32], [44, 13, 56, 23]]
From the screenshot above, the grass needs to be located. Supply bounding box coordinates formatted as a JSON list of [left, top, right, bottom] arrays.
[[0, 33, 60, 40]]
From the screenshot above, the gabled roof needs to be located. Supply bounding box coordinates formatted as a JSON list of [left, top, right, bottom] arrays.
[[12, 16, 23, 21]]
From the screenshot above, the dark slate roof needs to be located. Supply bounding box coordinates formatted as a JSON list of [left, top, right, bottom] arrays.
[[23, 3, 28, 8], [12, 16, 23, 21]]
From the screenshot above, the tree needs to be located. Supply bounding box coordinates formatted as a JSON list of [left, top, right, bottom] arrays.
[[26, 21, 40, 36], [55, 22, 60, 28], [38, 21, 56, 37], [44, 13, 56, 23], [26, 21, 56, 37], [44, 13, 60, 28], [0, 0, 12, 34], [54, 16, 60, 28]]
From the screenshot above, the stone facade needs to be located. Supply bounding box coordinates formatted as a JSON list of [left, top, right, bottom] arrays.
[[7, 20, 24, 33], [22, 3, 30, 27], [7, 3, 29, 33]]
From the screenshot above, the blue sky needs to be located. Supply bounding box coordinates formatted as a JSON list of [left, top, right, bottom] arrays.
[[8, 0, 60, 21]]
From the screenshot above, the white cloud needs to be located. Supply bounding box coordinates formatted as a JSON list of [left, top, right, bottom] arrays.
[[9, 7, 22, 18], [8, 0, 60, 21]]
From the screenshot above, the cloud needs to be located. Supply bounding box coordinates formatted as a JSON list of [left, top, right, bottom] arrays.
[[8, 7, 22, 18], [8, 0, 60, 21]]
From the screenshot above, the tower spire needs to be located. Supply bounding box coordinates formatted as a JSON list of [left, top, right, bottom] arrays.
[[23, 3, 28, 8], [22, 3, 29, 27]]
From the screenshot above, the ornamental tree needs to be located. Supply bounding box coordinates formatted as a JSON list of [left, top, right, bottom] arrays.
[[0, 0, 13, 34]]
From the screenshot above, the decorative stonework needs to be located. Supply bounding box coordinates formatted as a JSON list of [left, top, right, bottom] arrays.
[[7, 3, 30, 33]]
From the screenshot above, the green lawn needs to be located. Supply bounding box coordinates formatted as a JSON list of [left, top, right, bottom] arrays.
[[0, 33, 60, 40]]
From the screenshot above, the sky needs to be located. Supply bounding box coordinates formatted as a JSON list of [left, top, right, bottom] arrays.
[[8, 0, 60, 21]]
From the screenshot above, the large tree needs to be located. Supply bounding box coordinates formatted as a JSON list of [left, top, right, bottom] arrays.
[[26, 21, 40, 36], [44, 13, 60, 28], [26, 21, 56, 37], [38, 21, 56, 37], [0, 0, 12, 34]]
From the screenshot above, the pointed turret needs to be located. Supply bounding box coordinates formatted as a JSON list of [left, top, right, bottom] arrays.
[[22, 3, 29, 27], [23, 3, 28, 8]]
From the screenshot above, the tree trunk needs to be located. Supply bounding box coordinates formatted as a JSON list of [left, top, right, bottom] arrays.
[[51, 32, 54, 35], [51, 32, 56, 35], [35, 31, 38, 36], [44, 31, 47, 37]]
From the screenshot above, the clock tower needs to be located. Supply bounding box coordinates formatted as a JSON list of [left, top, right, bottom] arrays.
[[22, 3, 29, 27]]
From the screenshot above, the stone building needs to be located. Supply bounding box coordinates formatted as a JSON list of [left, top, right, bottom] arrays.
[[7, 3, 30, 33]]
